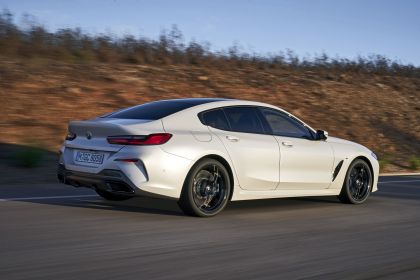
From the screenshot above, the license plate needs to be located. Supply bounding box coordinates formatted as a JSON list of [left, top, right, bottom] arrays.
[[75, 151, 104, 165]]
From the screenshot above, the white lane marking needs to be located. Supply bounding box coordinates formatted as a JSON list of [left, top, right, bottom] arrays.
[[378, 180, 420, 184], [380, 173, 420, 176], [0, 194, 98, 202]]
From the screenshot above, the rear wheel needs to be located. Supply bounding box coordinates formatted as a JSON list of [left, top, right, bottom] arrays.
[[178, 158, 231, 217], [338, 159, 372, 204], [95, 189, 133, 201]]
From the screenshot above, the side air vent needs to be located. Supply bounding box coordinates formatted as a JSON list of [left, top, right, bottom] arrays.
[[332, 160, 344, 181]]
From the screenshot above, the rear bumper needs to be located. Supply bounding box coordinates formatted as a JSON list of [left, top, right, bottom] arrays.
[[57, 164, 137, 196], [57, 162, 187, 199], [59, 143, 194, 199]]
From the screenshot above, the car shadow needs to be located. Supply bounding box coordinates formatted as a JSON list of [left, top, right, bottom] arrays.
[[228, 195, 340, 210], [26, 196, 186, 217], [22, 194, 342, 218], [16, 184, 419, 217]]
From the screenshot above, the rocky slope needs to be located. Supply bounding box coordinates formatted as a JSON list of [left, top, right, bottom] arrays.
[[1, 59, 419, 176]]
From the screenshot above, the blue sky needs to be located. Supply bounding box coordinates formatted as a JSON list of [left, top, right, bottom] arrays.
[[1, 0, 420, 65]]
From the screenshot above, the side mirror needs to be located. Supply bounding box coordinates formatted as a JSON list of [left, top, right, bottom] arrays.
[[316, 130, 328, 140]]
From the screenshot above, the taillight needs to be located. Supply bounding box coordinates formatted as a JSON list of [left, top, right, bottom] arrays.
[[107, 133, 172, 145], [66, 131, 77, 141]]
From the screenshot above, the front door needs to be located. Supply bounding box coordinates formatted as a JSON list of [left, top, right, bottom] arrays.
[[258, 107, 334, 189]]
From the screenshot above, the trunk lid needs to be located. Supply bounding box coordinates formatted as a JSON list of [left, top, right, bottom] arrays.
[[66, 118, 164, 152]]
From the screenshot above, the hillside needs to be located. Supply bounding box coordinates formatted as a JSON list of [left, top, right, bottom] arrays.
[[1, 58, 419, 176]]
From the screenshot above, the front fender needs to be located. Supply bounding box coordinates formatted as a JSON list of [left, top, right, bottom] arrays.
[[329, 143, 379, 192]]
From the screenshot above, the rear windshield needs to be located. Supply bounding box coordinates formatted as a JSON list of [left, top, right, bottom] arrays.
[[104, 99, 225, 120]]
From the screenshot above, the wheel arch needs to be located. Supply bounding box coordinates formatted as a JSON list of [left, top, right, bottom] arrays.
[[353, 155, 375, 188], [187, 154, 235, 201]]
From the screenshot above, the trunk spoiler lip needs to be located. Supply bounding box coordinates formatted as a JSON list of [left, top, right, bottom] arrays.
[[69, 118, 155, 127], [68, 118, 164, 134]]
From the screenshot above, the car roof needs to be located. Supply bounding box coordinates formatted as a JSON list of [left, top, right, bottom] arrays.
[[149, 98, 233, 105], [171, 98, 280, 111], [161, 98, 316, 133]]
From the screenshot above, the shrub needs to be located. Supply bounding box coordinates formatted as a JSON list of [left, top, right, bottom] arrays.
[[0, 10, 419, 77], [14, 145, 45, 168], [408, 156, 420, 170], [379, 154, 393, 170]]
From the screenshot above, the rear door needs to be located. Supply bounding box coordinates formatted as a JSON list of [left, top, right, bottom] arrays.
[[258, 107, 334, 189], [202, 106, 280, 191]]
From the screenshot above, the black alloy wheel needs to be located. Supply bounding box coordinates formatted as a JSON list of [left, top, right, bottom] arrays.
[[179, 158, 231, 217], [339, 159, 372, 204]]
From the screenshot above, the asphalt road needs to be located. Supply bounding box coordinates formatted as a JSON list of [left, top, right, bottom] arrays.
[[0, 176, 419, 280]]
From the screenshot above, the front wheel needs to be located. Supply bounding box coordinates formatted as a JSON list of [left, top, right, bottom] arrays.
[[178, 159, 231, 217], [338, 159, 372, 204]]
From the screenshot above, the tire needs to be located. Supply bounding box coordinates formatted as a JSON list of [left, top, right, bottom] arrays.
[[95, 189, 133, 201], [178, 158, 231, 217], [338, 159, 372, 204]]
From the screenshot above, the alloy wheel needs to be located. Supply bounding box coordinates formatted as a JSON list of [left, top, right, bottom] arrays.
[[192, 164, 227, 214], [347, 162, 371, 201]]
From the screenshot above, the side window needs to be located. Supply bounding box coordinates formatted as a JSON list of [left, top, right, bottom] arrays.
[[259, 107, 313, 139], [199, 109, 230, 130], [223, 106, 264, 134]]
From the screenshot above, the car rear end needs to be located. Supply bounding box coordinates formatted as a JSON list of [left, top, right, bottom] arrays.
[[57, 117, 193, 199]]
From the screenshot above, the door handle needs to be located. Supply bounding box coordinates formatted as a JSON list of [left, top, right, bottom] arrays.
[[282, 141, 293, 147], [226, 135, 240, 142]]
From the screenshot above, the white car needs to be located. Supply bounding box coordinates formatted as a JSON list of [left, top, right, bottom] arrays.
[[58, 98, 379, 217]]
